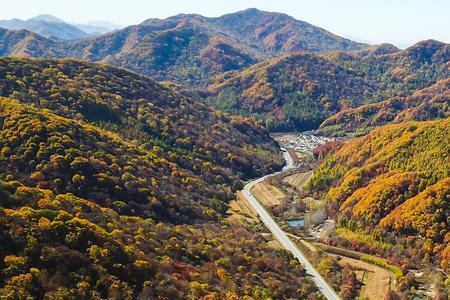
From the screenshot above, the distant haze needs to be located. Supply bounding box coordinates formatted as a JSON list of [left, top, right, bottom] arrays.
[[1, 0, 449, 48]]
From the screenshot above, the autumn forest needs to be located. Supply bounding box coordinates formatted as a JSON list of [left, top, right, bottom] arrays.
[[0, 5, 448, 300]]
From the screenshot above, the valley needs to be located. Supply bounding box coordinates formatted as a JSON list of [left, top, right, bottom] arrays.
[[231, 131, 448, 299], [0, 4, 449, 299], [240, 149, 339, 300]]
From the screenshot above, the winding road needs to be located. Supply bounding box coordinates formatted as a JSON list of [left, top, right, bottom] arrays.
[[241, 150, 340, 300]]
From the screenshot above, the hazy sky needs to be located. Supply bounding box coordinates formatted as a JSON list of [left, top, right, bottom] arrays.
[[1, 0, 449, 48]]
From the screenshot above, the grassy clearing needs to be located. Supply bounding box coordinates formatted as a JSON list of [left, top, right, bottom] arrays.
[[250, 182, 285, 207], [227, 191, 258, 223], [317, 242, 401, 299], [332, 255, 392, 300], [360, 255, 403, 280], [316, 242, 403, 280], [283, 171, 313, 190]]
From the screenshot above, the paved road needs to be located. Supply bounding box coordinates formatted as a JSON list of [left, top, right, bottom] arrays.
[[242, 150, 340, 300]]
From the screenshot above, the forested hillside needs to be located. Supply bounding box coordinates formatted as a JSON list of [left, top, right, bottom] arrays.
[[0, 9, 365, 86], [0, 57, 284, 182], [0, 28, 58, 57], [0, 6, 448, 298], [0, 98, 227, 222], [206, 40, 449, 132], [1, 14, 447, 135], [319, 78, 450, 135], [308, 118, 450, 269], [0, 182, 322, 299], [0, 58, 329, 298], [206, 53, 373, 131]]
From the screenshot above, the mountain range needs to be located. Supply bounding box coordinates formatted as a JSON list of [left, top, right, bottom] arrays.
[[0, 9, 366, 85], [0, 9, 447, 135], [0, 7, 449, 299], [0, 57, 326, 299], [206, 40, 449, 132], [0, 14, 121, 40]]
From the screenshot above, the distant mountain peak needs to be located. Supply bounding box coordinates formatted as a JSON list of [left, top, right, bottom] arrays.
[[0, 9, 368, 85], [29, 14, 65, 23], [241, 7, 263, 15], [244, 7, 260, 13], [403, 39, 448, 62], [84, 20, 124, 30], [355, 43, 400, 56], [406, 39, 445, 51], [0, 15, 88, 40]]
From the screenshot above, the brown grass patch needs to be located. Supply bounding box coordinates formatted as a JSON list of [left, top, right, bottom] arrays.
[[250, 181, 285, 207], [227, 191, 258, 223], [333, 255, 393, 300], [283, 171, 313, 190]]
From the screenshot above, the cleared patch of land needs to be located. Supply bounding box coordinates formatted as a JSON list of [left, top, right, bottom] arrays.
[[299, 239, 319, 254], [283, 170, 313, 190], [316, 242, 398, 299], [331, 255, 392, 300], [250, 181, 285, 207], [227, 191, 258, 223], [290, 234, 393, 299]]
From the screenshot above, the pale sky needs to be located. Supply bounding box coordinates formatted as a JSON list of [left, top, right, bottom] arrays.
[[1, 0, 449, 48]]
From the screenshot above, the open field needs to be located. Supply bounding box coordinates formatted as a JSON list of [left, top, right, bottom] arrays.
[[283, 170, 313, 190], [227, 191, 258, 223], [250, 181, 285, 207], [330, 254, 393, 300], [290, 235, 394, 300], [315, 243, 398, 299]]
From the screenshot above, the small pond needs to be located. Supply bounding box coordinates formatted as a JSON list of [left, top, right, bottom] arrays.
[[287, 219, 305, 227]]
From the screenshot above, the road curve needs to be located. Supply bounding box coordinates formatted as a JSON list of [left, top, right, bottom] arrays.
[[242, 150, 340, 300]]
